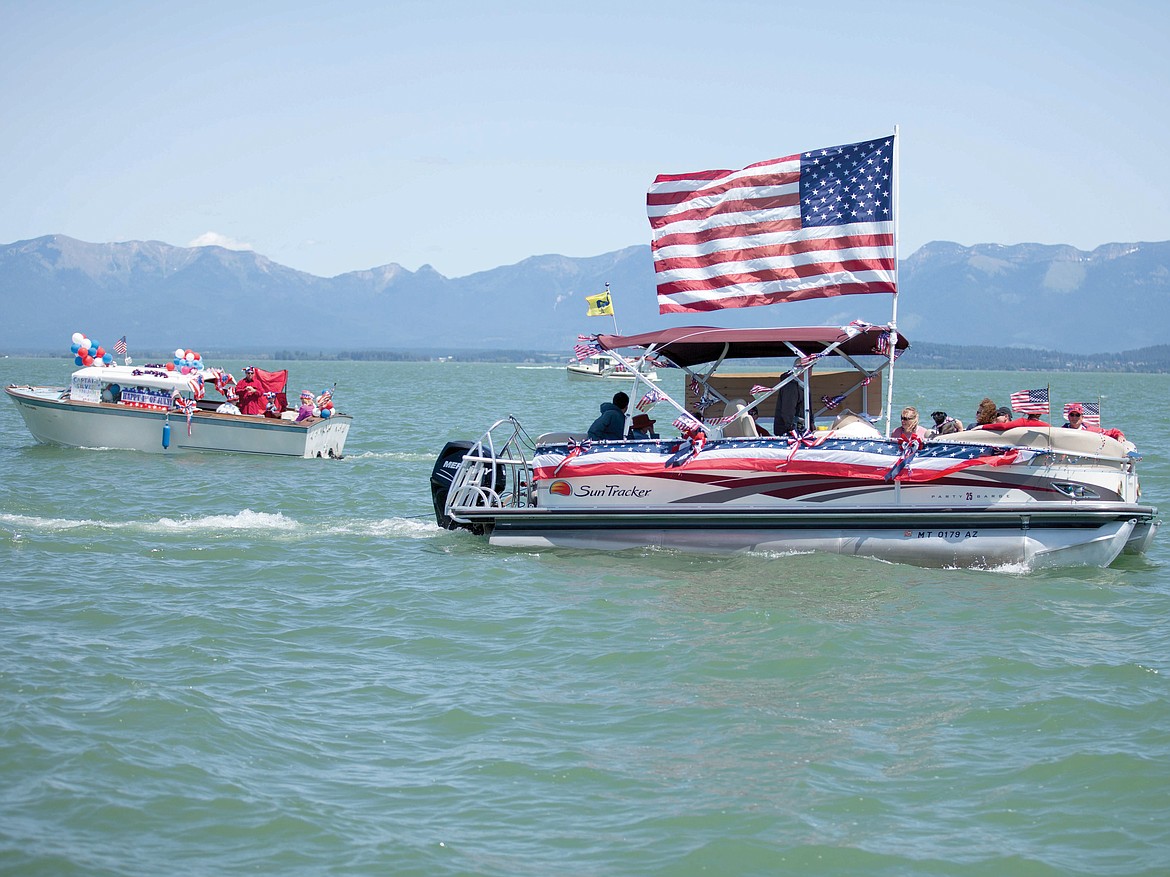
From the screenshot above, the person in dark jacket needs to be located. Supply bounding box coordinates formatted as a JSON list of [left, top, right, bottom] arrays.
[[588, 392, 629, 440]]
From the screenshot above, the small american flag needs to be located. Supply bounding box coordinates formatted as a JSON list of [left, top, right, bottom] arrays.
[[1010, 387, 1049, 415], [673, 414, 702, 433], [574, 335, 601, 360], [1064, 402, 1101, 427], [636, 389, 666, 411], [113, 336, 127, 356], [750, 384, 771, 396], [821, 393, 847, 410]]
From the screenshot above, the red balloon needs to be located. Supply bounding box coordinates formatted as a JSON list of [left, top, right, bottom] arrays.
[[165, 361, 175, 371], [82, 355, 93, 366], [95, 346, 105, 358]]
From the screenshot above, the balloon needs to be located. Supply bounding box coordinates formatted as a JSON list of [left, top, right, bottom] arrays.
[[95, 346, 105, 358], [102, 353, 113, 364], [75, 355, 84, 366], [180, 365, 191, 375], [70, 343, 80, 354], [82, 355, 93, 366], [165, 361, 175, 371], [321, 408, 332, 418], [72, 332, 84, 345], [184, 349, 193, 359], [174, 348, 185, 359]]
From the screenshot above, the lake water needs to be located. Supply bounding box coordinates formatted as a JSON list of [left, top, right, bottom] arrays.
[[2, 357, 1168, 876]]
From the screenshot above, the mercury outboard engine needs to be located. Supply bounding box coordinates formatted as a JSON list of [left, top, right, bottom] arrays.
[[430, 440, 507, 532], [431, 441, 476, 530]]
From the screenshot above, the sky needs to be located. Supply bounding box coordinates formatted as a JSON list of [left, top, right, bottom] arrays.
[[3, 0, 1169, 280]]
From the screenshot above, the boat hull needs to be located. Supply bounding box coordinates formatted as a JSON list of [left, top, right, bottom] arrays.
[[478, 506, 1147, 569], [6, 386, 351, 458]]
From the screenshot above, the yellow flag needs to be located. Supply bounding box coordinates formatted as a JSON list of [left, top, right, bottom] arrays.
[[586, 291, 614, 317]]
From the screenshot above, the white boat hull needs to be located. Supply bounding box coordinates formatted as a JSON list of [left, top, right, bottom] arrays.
[[485, 512, 1138, 570], [565, 353, 659, 382], [6, 386, 351, 458]]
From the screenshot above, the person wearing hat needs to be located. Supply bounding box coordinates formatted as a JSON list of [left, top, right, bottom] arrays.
[[235, 366, 266, 415], [994, 406, 1013, 424], [295, 390, 318, 422], [215, 385, 241, 415], [1062, 403, 1086, 429], [927, 410, 962, 437], [630, 412, 658, 439]]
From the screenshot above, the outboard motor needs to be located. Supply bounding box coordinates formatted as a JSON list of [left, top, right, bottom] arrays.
[[430, 440, 506, 532]]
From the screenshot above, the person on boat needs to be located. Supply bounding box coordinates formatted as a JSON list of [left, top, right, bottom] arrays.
[[295, 391, 317, 422], [630, 413, 658, 439], [891, 406, 928, 441], [234, 367, 267, 415], [973, 397, 998, 426], [749, 407, 772, 437], [1063, 403, 1088, 429], [216, 387, 241, 415], [994, 406, 1012, 424], [588, 391, 629, 441], [928, 410, 962, 436]]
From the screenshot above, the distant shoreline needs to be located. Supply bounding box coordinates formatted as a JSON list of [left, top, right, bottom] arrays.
[[4, 343, 1169, 373]]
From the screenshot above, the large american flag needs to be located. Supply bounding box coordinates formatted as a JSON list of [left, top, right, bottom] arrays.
[[1064, 402, 1101, 427], [646, 136, 896, 314], [113, 336, 127, 356], [1009, 387, 1049, 415]]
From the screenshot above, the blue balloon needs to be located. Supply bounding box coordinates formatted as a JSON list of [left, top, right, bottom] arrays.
[[321, 408, 332, 418], [74, 355, 84, 366], [71, 343, 80, 353], [102, 353, 113, 364]]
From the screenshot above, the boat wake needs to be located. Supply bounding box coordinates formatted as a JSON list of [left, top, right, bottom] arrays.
[[0, 510, 440, 539]]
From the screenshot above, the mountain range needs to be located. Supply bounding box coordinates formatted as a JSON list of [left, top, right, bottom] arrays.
[[1, 234, 1167, 357]]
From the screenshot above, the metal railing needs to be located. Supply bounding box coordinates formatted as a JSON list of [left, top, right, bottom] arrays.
[[445, 416, 538, 523]]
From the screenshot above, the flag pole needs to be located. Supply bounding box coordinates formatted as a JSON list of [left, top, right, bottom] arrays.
[[884, 124, 900, 437], [606, 282, 619, 335]]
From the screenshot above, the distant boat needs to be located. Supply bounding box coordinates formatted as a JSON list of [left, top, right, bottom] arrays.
[[565, 352, 660, 382], [6, 362, 351, 458]]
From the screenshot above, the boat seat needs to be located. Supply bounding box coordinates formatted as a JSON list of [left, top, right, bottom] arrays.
[[535, 431, 589, 446], [934, 425, 1132, 458], [829, 411, 883, 438], [720, 399, 758, 438]]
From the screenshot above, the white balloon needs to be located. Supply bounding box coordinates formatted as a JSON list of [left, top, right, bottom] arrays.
[[72, 332, 84, 345], [174, 348, 185, 359]]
